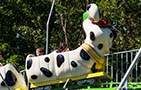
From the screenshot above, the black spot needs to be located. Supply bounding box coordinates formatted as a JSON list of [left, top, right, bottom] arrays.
[[83, 32, 86, 40], [87, 5, 91, 10], [31, 75, 38, 80], [80, 49, 90, 60], [98, 44, 103, 50], [1, 70, 17, 86], [91, 63, 98, 73], [40, 67, 52, 77], [57, 54, 64, 68], [71, 61, 77, 68], [27, 59, 32, 70], [44, 57, 50, 63], [90, 32, 95, 41], [110, 33, 113, 38]]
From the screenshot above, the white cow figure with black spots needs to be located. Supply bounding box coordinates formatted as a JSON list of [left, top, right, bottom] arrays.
[[25, 4, 114, 86], [0, 64, 27, 90]]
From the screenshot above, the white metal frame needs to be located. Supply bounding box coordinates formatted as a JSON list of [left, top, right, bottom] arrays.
[[46, 0, 56, 54]]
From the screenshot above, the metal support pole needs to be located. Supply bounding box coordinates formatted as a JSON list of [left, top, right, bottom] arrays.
[[117, 48, 141, 90], [63, 78, 71, 89], [123, 80, 128, 90], [46, 0, 56, 54]]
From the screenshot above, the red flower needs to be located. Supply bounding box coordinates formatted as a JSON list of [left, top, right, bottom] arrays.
[[91, 20, 107, 28]]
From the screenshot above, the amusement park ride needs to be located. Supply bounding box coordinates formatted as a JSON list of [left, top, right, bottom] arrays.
[[0, 2, 141, 90]]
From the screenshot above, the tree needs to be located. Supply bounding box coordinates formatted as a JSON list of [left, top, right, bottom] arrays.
[[0, 0, 51, 70], [0, 0, 140, 70]]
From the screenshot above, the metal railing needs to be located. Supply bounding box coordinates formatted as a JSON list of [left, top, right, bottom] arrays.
[[105, 49, 140, 82], [117, 48, 141, 89]]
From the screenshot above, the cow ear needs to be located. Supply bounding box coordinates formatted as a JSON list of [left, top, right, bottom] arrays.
[[87, 4, 99, 22]]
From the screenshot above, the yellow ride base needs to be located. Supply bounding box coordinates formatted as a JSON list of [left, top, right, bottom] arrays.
[[30, 72, 112, 88]]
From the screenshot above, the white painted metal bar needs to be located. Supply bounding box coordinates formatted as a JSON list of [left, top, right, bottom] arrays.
[[126, 52, 128, 71], [106, 56, 109, 74], [46, 0, 56, 54], [111, 55, 113, 82], [136, 62, 138, 82], [136, 51, 138, 82], [117, 48, 141, 90], [116, 54, 119, 82], [105, 49, 139, 56], [63, 78, 71, 89], [105, 56, 109, 88], [121, 53, 123, 80], [130, 52, 133, 81]]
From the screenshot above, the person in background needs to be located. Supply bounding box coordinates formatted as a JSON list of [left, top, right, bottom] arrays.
[[57, 43, 70, 53], [36, 48, 44, 56], [27, 48, 44, 58], [0, 51, 3, 67]]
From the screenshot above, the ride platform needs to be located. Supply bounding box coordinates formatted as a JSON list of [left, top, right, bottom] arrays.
[[30, 72, 111, 88]]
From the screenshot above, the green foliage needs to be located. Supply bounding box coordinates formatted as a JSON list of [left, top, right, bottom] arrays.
[[0, 0, 140, 70], [8, 54, 25, 70], [0, 0, 51, 69]]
